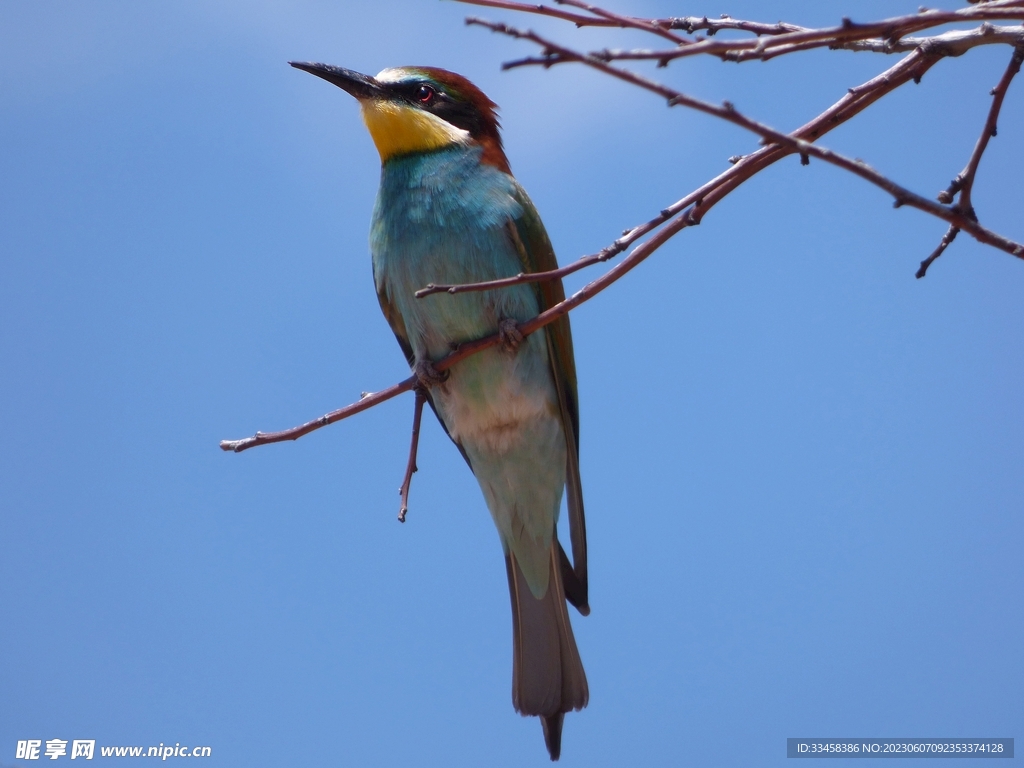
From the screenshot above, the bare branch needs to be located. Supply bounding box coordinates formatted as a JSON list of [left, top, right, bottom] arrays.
[[467, 18, 1024, 261], [938, 43, 1024, 215], [398, 388, 426, 523], [462, 0, 1024, 54], [415, 253, 610, 297], [505, 24, 1024, 68], [666, 15, 806, 36], [220, 378, 416, 452], [469, 0, 1024, 68], [456, 0, 624, 28], [555, 0, 688, 43]]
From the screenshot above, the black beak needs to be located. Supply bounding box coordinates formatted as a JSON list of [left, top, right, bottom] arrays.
[[289, 62, 382, 100]]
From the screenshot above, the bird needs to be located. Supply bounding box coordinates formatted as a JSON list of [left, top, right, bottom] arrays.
[[289, 62, 589, 760]]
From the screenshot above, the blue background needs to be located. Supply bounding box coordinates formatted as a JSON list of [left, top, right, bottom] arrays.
[[1, 1, 1020, 765]]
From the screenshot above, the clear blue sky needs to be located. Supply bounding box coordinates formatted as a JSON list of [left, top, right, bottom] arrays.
[[1, 1, 1020, 766]]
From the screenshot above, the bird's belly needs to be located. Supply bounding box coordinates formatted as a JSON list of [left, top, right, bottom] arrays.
[[378, 235, 560, 450], [433, 335, 558, 451]]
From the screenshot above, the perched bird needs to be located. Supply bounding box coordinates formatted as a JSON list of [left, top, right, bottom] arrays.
[[290, 62, 589, 760]]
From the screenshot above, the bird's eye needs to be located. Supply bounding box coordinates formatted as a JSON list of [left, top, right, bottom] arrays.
[[416, 85, 435, 104]]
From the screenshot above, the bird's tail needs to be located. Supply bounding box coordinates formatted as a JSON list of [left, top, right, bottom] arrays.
[[505, 539, 589, 761]]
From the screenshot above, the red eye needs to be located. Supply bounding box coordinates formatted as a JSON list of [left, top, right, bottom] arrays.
[[416, 85, 435, 104]]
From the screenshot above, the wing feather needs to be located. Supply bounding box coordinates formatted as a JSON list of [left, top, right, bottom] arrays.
[[506, 187, 588, 611]]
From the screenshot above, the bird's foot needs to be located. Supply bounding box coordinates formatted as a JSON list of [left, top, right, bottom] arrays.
[[413, 359, 448, 390], [498, 318, 523, 354]]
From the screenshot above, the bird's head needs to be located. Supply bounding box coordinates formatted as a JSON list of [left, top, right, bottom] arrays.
[[290, 62, 510, 173]]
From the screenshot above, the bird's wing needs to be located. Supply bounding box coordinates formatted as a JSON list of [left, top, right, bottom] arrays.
[[374, 282, 416, 368], [506, 185, 589, 613]]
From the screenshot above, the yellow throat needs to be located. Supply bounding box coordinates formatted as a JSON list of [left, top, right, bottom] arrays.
[[360, 99, 470, 163]]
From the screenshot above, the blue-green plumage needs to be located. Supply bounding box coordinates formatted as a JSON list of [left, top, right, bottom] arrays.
[[291, 61, 588, 761], [372, 146, 565, 595]]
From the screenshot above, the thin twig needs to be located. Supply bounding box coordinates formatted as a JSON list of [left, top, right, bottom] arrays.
[[545, 24, 1024, 68], [918, 44, 1024, 275], [415, 256, 607, 297], [667, 15, 806, 36], [220, 378, 416, 452], [504, 24, 1024, 67], [917, 225, 960, 278], [398, 388, 427, 523], [555, 0, 688, 43], [938, 43, 1024, 214], [456, 0, 622, 27]]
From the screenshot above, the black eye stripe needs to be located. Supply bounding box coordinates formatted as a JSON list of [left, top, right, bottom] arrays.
[[386, 82, 486, 138], [393, 81, 443, 105]]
